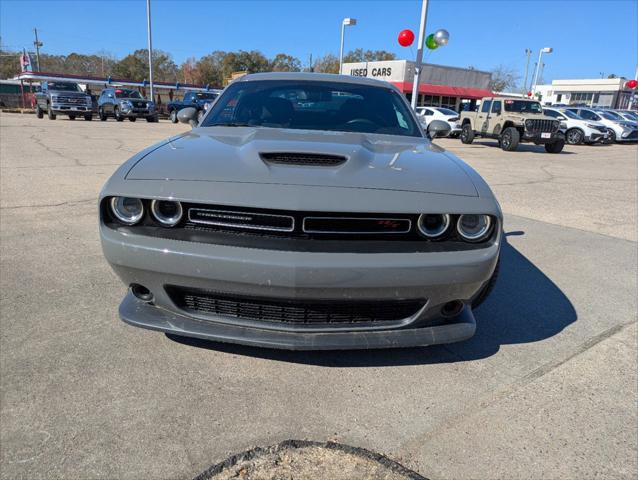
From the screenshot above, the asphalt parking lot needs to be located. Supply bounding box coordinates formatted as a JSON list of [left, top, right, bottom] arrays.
[[1, 112, 636, 479]]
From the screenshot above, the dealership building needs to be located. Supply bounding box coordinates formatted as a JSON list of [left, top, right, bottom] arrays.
[[341, 60, 493, 111], [534, 78, 636, 108]]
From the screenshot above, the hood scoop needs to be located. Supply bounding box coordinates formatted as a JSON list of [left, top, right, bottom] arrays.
[[260, 152, 347, 167]]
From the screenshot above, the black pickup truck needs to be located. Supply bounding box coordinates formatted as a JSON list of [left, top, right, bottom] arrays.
[[35, 81, 93, 120], [167, 91, 219, 123]]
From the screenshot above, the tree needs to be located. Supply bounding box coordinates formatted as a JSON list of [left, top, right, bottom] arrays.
[[0, 49, 21, 79], [112, 49, 179, 83], [181, 57, 201, 84], [196, 51, 227, 87], [269, 53, 301, 72], [343, 49, 396, 63], [313, 54, 339, 74], [222, 50, 269, 77], [489, 65, 520, 92]]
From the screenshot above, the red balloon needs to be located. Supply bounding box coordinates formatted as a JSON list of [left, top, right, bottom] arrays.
[[398, 29, 415, 47], [527, 91, 533, 97], [627, 79, 638, 89]]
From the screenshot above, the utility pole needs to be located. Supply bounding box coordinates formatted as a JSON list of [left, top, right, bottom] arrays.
[[33, 28, 42, 71], [522, 48, 532, 93], [146, 0, 154, 102], [411, 0, 429, 109], [537, 62, 545, 86]]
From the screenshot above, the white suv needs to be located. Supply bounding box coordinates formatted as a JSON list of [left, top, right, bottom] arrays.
[[416, 107, 461, 137], [566, 108, 638, 143], [544, 107, 608, 144]]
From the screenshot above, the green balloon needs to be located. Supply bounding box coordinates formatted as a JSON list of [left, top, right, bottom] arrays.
[[426, 34, 439, 50]]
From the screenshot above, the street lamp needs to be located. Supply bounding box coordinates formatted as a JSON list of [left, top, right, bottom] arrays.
[[339, 17, 357, 74], [532, 47, 552, 93]]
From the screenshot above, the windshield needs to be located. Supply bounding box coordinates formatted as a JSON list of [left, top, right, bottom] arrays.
[[48, 82, 81, 92], [202, 80, 421, 137], [115, 89, 143, 99], [195, 92, 218, 100], [599, 111, 623, 121], [621, 111, 638, 121], [503, 100, 542, 113], [561, 109, 581, 119], [435, 107, 458, 116]]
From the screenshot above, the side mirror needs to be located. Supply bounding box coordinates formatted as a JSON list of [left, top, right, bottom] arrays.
[[426, 119, 451, 139], [178, 107, 198, 128]]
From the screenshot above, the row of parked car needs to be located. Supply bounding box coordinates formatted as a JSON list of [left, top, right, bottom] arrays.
[[416, 98, 638, 153], [33, 80, 219, 123]]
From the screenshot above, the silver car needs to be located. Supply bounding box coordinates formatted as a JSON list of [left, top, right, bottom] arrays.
[[99, 73, 502, 350]]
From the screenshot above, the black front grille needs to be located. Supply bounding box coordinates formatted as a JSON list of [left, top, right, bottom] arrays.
[[627, 130, 638, 140], [526, 119, 557, 134], [260, 152, 347, 166], [166, 286, 425, 325]]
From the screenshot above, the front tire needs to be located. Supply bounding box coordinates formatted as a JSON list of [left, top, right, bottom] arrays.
[[36, 104, 44, 118], [500, 127, 520, 151], [606, 129, 617, 143], [169, 109, 178, 123], [545, 139, 565, 153], [566, 128, 584, 145], [129, 117, 136, 122], [68, 115, 76, 120], [460, 124, 474, 144], [99, 107, 107, 121], [47, 105, 56, 120], [115, 107, 124, 122]]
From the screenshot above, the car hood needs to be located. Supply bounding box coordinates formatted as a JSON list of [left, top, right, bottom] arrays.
[[126, 127, 478, 197], [50, 90, 87, 96]]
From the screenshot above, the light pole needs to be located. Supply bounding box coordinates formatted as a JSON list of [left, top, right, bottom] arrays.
[[410, 0, 429, 109], [339, 17, 357, 74], [522, 48, 532, 94], [531, 47, 552, 94], [33, 28, 42, 72], [146, 0, 154, 102]]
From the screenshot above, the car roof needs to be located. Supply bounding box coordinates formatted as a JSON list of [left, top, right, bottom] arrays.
[[233, 72, 398, 90]]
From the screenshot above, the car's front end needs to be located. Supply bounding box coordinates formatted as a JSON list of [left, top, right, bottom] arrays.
[[99, 73, 502, 350], [50, 91, 92, 115], [521, 117, 564, 144]]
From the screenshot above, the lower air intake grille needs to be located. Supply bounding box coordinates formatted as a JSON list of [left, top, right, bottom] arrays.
[[166, 286, 425, 325], [260, 152, 347, 166]]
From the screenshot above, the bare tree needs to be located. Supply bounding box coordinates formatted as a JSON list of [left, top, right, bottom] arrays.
[[489, 65, 521, 92]]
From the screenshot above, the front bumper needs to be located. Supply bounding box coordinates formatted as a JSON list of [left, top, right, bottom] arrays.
[[51, 104, 91, 113], [522, 130, 564, 144], [101, 224, 501, 349], [585, 131, 607, 143]]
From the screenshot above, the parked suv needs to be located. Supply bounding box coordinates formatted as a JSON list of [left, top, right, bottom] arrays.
[[98, 88, 157, 122], [566, 108, 638, 143], [460, 97, 565, 153], [543, 107, 608, 144], [167, 91, 219, 123], [35, 81, 92, 121]]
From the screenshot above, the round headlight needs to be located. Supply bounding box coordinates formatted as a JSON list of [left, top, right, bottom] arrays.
[[457, 214, 492, 242], [110, 197, 144, 225], [417, 214, 450, 238], [150, 200, 183, 227]]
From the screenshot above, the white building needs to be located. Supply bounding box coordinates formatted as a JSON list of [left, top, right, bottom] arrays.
[[534, 78, 635, 108], [341, 60, 493, 111]]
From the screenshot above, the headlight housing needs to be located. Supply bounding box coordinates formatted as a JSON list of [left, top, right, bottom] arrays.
[[120, 100, 133, 109], [110, 197, 144, 225], [586, 123, 599, 129], [417, 214, 450, 238], [456, 214, 492, 242], [525, 119, 533, 129], [150, 200, 183, 227]]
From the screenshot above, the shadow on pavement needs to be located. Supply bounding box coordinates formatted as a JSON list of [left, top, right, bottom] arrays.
[[166, 237, 577, 366]]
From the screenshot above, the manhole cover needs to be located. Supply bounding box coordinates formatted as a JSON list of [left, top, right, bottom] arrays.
[[195, 440, 427, 480]]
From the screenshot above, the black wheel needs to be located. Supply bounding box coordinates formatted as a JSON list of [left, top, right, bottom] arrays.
[[606, 129, 617, 143], [500, 127, 520, 151], [115, 107, 124, 122], [36, 104, 44, 118], [146, 115, 158, 123], [99, 107, 107, 121], [84, 114, 93, 121], [565, 128, 584, 145], [472, 258, 499, 309], [460, 124, 474, 144], [47, 105, 56, 120], [169, 109, 178, 123], [68, 115, 76, 120], [545, 139, 565, 153], [129, 117, 136, 122]]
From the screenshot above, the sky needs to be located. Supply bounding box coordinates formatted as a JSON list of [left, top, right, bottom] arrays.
[[1, 0, 637, 83]]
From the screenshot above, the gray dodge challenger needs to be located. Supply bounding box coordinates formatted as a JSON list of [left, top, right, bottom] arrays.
[[99, 72, 502, 350]]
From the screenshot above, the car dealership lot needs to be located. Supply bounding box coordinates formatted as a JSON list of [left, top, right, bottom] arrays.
[[1, 113, 636, 479]]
